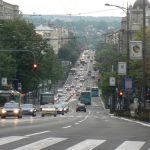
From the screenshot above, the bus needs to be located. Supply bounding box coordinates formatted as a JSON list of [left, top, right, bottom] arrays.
[[0, 90, 22, 107], [91, 87, 99, 97], [39, 92, 54, 106], [79, 91, 91, 105]]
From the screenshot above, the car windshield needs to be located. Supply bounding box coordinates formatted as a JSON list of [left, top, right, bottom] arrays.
[[42, 105, 55, 108], [4, 103, 19, 108], [21, 104, 33, 108]]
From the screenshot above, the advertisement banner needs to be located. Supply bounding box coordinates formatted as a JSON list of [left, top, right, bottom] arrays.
[[130, 41, 143, 60], [118, 62, 127, 75]]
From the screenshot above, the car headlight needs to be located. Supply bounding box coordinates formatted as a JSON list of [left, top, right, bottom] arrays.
[[30, 109, 33, 112], [2, 109, 6, 114], [14, 109, 19, 114]]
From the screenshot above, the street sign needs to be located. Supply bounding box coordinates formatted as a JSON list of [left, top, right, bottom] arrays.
[[118, 62, 127, 75], [109, 77, 116, 86], [1, 77, 7, 86], [124, 77, 133, 91]]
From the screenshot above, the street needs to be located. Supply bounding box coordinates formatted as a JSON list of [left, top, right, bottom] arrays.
[[0, 96, 150, 150]]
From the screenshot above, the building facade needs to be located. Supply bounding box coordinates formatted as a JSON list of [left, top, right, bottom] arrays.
[[103, 0, 150, 55], [35, 25, 69, 54], [0, 0, 19, 20], [120, 0, 150, 54]]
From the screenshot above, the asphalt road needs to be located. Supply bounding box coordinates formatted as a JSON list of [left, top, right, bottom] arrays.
[[0, 96, 150, 150], [0, 51, 149, 150]]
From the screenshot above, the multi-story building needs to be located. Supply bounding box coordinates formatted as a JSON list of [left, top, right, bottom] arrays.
[[103, 0, 150, 55], [120, 0, 150, 54], [35, 24, 69, 54], [0, 0, 19, 20]]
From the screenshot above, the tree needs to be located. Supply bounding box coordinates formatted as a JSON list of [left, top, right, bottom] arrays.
[[0, 19, 64, 92]]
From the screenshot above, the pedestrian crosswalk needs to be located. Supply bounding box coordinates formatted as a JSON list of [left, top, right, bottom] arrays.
[[0, 135, 148, 150]]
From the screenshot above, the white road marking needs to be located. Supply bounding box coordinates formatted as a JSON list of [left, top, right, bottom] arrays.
[[0, 136, 26, 145], [62, 125, 72, 128], [115, 141, 145, 150], [111, 116, 150, 128], [25, 131, 51, 137], [66, 139, 106, 150], [75, 122, 79, 125], [14, 137, 67, 150]]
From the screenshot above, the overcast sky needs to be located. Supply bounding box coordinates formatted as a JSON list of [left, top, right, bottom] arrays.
[[5, 0, 137, 17]]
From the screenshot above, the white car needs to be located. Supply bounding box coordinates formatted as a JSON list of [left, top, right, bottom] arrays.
[[41, 104, 57, 117]]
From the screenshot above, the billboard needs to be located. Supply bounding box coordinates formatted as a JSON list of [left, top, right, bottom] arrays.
[[130, 41, 143, 60]]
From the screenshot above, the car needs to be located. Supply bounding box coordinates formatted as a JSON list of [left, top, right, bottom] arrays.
[[41, 104, 57, 117], [21, 104, 37, 116], [85, 86, 91, 91], [76, 102, 86, 112], [54, 103, 64, 115], [1, 101, 22, 119], [80, 76, 85, 82]]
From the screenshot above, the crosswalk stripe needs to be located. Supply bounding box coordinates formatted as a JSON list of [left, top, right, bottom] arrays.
[[115, 141, 145, 150], [0, 136, 26, 145], [13, 137, 68, 150], [66, 139, 106, 150]]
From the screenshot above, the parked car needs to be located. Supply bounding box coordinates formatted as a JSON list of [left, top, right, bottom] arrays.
[[76, 102, 86, 112], [21, 104, 37, 116], [1, 101, 22, 119], [41, 104, 57, 117]]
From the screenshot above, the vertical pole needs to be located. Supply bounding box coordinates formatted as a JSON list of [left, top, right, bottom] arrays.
[[126, 3, 130, 110], [143, 0, 146, 109]]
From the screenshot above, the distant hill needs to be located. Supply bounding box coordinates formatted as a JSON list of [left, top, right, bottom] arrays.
[[23, 14, 121, 30]]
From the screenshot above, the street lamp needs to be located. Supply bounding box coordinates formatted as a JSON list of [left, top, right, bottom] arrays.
[[142, 0, 146, 109], [105, 3, 130, 74], [105, 3, 130, 110]]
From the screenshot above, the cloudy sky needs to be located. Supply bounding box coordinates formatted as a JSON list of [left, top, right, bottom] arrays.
[[5, 0, 137, 16]]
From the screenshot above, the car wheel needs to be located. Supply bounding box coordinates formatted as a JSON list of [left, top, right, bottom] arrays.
[[32, 113, 36, 117], [41, 114, 44, 117], [18, 115, 22, 118]]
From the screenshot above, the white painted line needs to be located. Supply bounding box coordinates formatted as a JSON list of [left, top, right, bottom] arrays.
[[111, 116, 150, 128], [66, 139, 106, 150], [75, 122, 79, 125], [0, 136, 26, 145], [25, 130, 51, 137], [14, 137, 67, 150], [62, 125, 72, 129], [115, 141, 145, 150]]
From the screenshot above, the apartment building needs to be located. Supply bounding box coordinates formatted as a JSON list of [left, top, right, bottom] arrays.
[[35, 24, 69, 54], [0, 0, 19, 20]]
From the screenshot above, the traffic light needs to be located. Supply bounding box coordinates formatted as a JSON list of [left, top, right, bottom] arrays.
[[118, 91, 123, 99], [32, 63, 38, 70]]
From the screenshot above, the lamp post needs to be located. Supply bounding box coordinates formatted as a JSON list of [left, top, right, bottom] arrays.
[[105, 3, 130, 110], [142, 0, 146, 109], [105, 3, 129, 74]]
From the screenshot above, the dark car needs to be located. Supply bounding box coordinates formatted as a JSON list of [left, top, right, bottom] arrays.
[[76, 102, 86, 112], [1, 101, 22, 119], [21, 104, 37, 116]]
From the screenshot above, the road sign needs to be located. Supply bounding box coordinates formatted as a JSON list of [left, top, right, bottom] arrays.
[[1, 77, 7, 86], [124, 77, 133, 91]]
